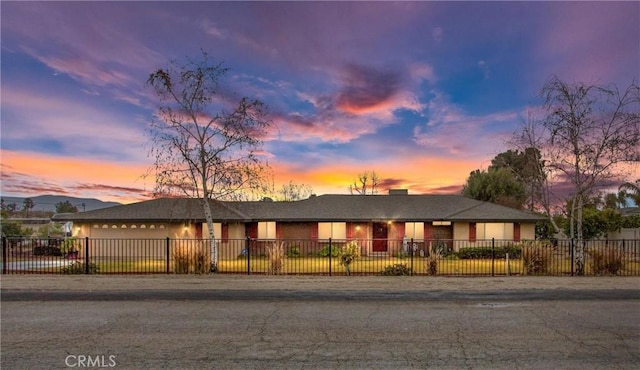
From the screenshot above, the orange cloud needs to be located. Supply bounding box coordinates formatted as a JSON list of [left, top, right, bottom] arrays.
[[268, 155, 480, 196], [1, 150, 151, 203]]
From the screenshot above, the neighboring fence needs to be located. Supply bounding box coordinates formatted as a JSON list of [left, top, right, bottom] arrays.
[[2, 237, 639, 276]]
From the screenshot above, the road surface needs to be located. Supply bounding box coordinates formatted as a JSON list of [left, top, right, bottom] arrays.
[[2, 276, 639, 369]]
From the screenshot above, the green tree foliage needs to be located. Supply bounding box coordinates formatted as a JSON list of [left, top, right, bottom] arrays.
[[602, 193, 626, 209], [560, 207, 624, 240], [37, 223, 65, 238], [621, 215, 640, 229], [55, 201, 79, 214], [489, 148, 547, 210], [0, 219, 28, 237], [462, 168, 526, 208]]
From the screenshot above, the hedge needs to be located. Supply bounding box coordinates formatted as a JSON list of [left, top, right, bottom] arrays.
[[456, 245, 522, 259]]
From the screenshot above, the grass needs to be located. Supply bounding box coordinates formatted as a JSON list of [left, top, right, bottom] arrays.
[[218, 256, 640, 276], [3, 255, 640, 276]]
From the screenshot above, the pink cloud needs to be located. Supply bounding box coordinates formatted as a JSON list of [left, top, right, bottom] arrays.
[[261, 63, 428, 144]]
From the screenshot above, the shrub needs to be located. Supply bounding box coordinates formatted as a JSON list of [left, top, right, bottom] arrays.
[[32, 246, 63, 256], [425, 246, 442, 276], [60, 237, 80, 256], [267, 242, 286, 275], [339, 241, 360, 275], [521, 241, 552, 275], [588, 248, 625, 275], [173, 242, 210, 274], [380, 263, 412, 276], [432, 241, 453, 257], [316, 244, 340, 257], [457, 245, 522, 259], [62, 261, 99, 274], [392, 251, 410, 259], [286, 246, 302, 258]]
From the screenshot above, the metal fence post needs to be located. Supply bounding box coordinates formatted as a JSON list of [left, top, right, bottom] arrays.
[[328, 238, 332, 276], [166, 237, 171, 274], [2, 237, 7, 275], [84, 237, 90, 274], [410, 238, 414, 276], [491, 238, 495, 277], [246, 237, 251, 275]]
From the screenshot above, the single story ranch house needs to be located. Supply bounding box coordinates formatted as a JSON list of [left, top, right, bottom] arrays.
[[53, 190, 544, 259]]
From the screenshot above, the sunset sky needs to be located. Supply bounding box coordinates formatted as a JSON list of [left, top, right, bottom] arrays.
[[1, 1, 638, 204]]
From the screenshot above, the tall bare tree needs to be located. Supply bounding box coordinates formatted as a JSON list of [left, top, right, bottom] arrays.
[[349, 170, 380, 195], [146, 51, 271, 272], [520, 76, 640, 274]]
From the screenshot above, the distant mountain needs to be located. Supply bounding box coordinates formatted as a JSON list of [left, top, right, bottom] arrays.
[[1, 195, 121, 213]]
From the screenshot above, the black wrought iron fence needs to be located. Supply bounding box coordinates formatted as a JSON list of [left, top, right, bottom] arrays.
[[2, 237, 639, 276]]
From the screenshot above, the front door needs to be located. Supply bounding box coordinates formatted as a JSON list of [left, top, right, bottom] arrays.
[[372, 222, 388, 252]]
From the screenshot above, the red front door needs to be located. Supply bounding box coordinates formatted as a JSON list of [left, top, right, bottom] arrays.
[[372, 222, 388, 252]]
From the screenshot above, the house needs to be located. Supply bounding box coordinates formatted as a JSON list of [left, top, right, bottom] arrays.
[[52, 190, 544, 259]]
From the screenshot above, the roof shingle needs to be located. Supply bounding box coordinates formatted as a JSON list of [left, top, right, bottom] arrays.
[[53, 194, 544, 223]]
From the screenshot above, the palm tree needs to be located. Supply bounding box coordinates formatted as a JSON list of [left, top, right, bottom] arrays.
[[618, 179, 640, 207]]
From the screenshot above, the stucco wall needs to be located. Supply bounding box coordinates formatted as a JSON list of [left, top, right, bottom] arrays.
[[71, 221, 247, 259]]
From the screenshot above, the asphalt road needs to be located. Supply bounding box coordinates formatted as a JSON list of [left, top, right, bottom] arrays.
[[2, 288, 639, 369]]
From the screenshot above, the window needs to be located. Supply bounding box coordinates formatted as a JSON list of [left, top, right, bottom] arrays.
[[318, 222, 346, 240], [258, 221, 276, 239], [476, 223, 513, 240], [405, 222, 424, 239]]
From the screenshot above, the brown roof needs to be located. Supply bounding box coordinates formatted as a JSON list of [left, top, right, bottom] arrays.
[[53, 194, 544, 223]]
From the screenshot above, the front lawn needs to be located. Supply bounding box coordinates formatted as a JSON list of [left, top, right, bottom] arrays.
[[3, 255, 638, 275]]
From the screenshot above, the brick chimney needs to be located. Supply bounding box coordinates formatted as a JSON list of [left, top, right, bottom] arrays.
[[388, 189, 408, 195]]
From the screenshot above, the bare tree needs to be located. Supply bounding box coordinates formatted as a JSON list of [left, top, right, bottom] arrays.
[[349, 170, 380, 195], [146, 51, 272, 272], [520, 76, 640, 275], [22, 198, 34, 218], [278, 180, 313, 201]]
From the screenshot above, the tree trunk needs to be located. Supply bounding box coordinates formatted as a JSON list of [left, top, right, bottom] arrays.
[[201, 199, 218, 273], [575, 196, 585, 276]]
